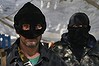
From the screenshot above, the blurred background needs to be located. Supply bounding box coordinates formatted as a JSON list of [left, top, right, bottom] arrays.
[[0, 0, 99, 43]]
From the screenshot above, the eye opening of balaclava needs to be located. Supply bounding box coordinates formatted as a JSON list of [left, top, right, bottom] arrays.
[[67, 12, 91, 45]]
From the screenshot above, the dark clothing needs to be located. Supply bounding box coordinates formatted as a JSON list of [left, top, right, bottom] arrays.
[[54, 33, 99, 66], [6, 38, 67, 66]]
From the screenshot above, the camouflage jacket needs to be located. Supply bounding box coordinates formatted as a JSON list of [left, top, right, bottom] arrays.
[[53, 33, 99, 66]]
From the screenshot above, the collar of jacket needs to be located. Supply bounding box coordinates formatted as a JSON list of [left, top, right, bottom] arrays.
[[62, 33, 96, 49], [9, 38, 50, 64]]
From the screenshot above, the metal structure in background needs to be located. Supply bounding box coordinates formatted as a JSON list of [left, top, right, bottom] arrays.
[[0, 0, 99, 29]]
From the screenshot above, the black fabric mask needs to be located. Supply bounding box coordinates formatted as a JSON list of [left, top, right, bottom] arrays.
[[68, 27, 89, 46], [14, 23, 45, 39], [14, 2, 46, 39]]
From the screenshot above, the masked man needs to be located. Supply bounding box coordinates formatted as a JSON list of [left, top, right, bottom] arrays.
[[6, 2, 67, 66], [54, 12, 99, 66]]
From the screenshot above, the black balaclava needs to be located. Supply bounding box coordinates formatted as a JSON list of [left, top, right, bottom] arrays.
[[67, 12, 91, 46], [67, 12, 91, 61], [14, 2, 46, 39]]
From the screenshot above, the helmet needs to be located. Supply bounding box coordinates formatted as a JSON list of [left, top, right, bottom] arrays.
[[14, 2, 46, 39]]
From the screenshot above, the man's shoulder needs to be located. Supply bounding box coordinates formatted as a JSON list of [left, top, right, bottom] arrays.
[[46, 48, 67, 66], [41, 43, 62, 58], [5, 44, 17, 55], [88, 34, 99, 56]]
